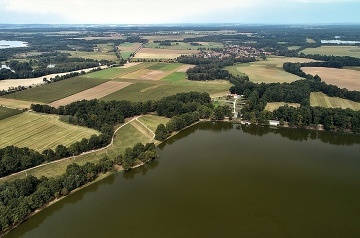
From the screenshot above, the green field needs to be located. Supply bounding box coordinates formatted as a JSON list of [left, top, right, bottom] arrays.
[[0, 106, 23, 120], [148, 62, 183, 71], [120, 51, 133, 59], [0, 115, 164, 183], [225, 56, 317, 83], [85, 62, 156, 79], [265, 102, 300, 112], [2, 76, 109, 103], [0, 112, 100, 152], [161, 72, 187, 82], [301, 46, 360, 58], [60, 49, 118, 62], [102, 78, 231, 102], [310, 92, 360, 110]]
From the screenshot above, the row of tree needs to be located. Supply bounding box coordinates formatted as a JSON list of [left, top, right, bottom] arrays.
[[0, 142, 157, 233]]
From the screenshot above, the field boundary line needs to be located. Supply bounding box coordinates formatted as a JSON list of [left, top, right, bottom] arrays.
[[0, 116, 141, 182]]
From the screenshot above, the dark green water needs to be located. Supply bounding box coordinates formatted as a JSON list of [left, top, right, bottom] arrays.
[[6, 122, 360, 238]]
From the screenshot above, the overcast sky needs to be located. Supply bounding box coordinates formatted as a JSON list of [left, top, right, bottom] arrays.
[[0, 0, 359, 24]]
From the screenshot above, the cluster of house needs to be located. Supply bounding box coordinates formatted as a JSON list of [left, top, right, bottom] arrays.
[[198, 44, 270, 59]]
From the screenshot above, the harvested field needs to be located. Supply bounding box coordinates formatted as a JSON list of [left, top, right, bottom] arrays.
[[301, 46, 360, 58], [0, 98, 37, 109], [86, 62, 156, 79], [265, 102, 300, 112], [0, 112, 100, 151], [49, 81, 132, 107], [225, 56, 318, 83], [310, 92, 360, 110], [118, 43, 142, 52], [302, 67, 360, 91], [133, 48, 199, 59]]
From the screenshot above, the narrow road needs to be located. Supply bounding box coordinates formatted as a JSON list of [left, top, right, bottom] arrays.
[[136, 117, 155, 139]]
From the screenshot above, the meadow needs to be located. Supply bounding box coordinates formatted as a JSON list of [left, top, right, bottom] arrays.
[[302, 67, 360, 91], [301, 46, 360, 58], [0, 112, 100, 152], [225, 56, 317, 83], [310, 92, 360, 110], [0, 106, 23, 120], [118, 43, 142, 59], [265, 102, 300, 112]]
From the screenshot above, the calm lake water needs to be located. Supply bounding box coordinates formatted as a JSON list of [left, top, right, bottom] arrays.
[[0, 40, 28, 49], [321, 39, 360, 44], [5, 122, 360, 238]]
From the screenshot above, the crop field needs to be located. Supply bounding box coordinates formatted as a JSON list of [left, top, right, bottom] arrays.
[[0, 106, 23, 120], [142, 34, 206, 42], [102, 77, 231, 102], [288, 46, 301, 50], [49, 81, 132, 107], [144, 42, 202, 50], [225, 56, 318, 83], [310, 92, 360, 110], [85, 62, 156, 79], [302, 67, 360, 91], [133, 48, 199, 59], [161, 72, 187, 82], [0, 112, 100, 152], [148, 62, 183, 71], [0, 98, 35, 109], [301, 46, 360, 58], [0, 115, 164, 183], [2, 76, 109, 103], [60, 49, 118, 62], [265, 102, 300, 112], [118, 43, 142, 59]]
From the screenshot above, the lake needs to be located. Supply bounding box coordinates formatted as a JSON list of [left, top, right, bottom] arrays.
[[321, 39, 360, 44], [0, 40, 28, 49], [5, 122, 360, 238]]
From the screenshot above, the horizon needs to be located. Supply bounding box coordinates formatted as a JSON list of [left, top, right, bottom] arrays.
[[1, 0, 360, 25]]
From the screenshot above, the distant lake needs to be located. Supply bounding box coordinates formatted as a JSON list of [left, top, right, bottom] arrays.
[[5, 122, 360, 238], [321, 39, 360, 44], [0, 40, 28, 49]]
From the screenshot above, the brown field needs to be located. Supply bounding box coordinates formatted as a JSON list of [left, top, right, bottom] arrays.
[[133, 48, 199, 59], [310, 92, 360, 110], [265, 102, 300, 112], [49, 81, 132, 107], [302, 67, 360, 91], [0, 98, 38, 109]]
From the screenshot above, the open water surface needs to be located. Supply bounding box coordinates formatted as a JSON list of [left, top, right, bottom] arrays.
[[6, 122, 360, 238]]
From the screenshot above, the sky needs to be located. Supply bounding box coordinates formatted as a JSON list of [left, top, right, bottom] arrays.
[[0, 0, 359, 25]]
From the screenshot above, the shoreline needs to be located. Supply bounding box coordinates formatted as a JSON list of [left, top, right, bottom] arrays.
[[1, 119, 357, 237]]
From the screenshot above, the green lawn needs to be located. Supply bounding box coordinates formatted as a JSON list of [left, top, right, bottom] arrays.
[[2, 77, 109, 103], [0, 106, 23, 120]]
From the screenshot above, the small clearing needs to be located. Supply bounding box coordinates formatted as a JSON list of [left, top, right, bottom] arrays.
[[265, 102, 300, 112], [0, 98, 38, 109], [310, 92, 360, 111], [49, 81, 132, 107], [302, 67, 360, 91]]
